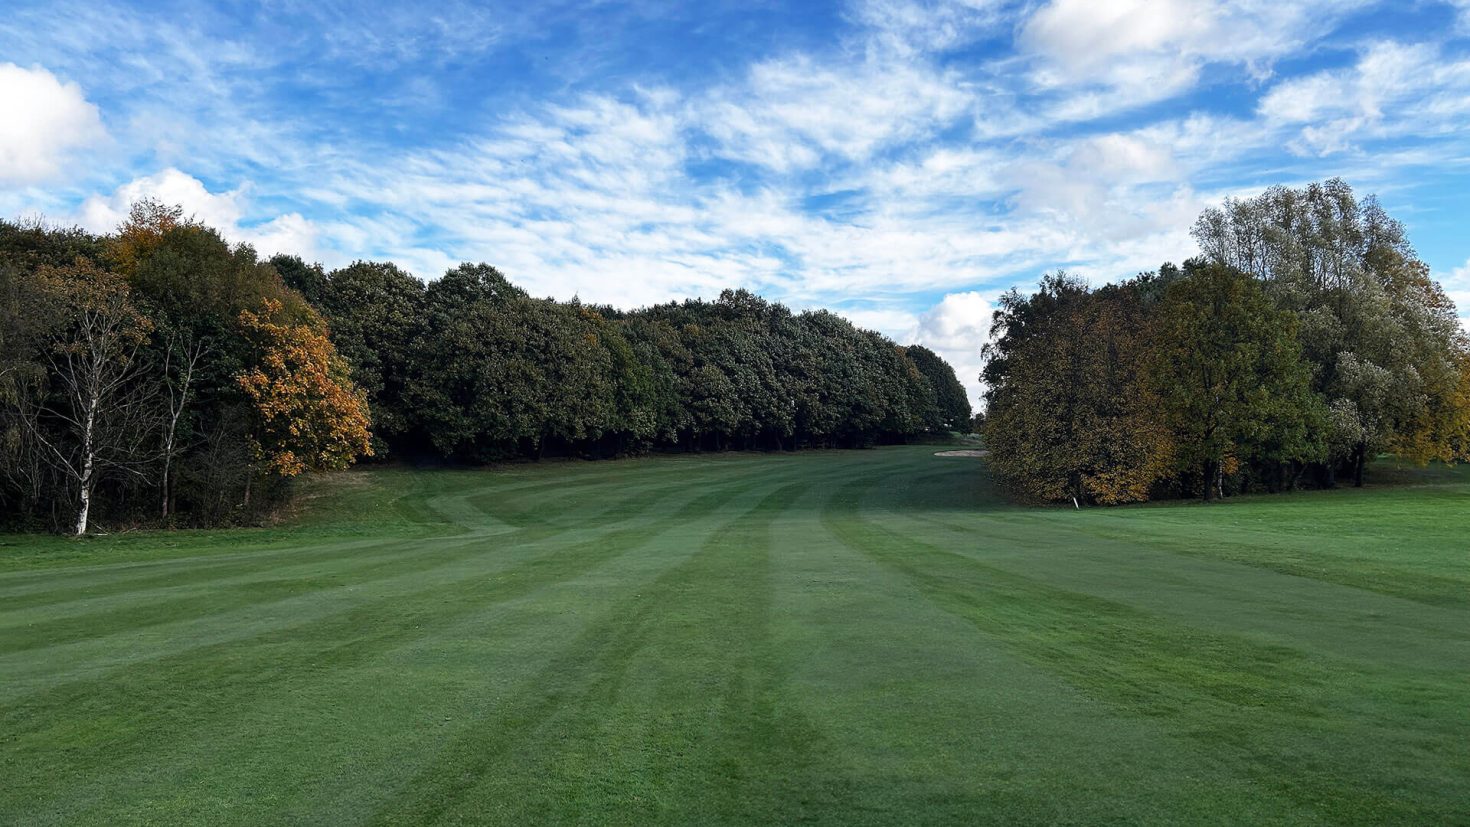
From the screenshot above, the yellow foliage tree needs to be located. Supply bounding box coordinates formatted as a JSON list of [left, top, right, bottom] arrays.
[[109, 199, 186, 278], [1395, 337, 1470, 465], [237, 299, 373, 477]]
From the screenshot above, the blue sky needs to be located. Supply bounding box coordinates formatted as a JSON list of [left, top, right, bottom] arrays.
[[4, 0, 1470, 403]]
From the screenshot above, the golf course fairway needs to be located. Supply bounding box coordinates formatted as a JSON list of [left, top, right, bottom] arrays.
[[3, 446, 1468, 824]]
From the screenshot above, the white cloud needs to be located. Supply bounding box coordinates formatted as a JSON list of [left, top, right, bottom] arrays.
[[1445, 258, 1470, 334], [0, 63, 105, 184], [1021, 0, 1213, 74], [910, 291, 999, 408], [697, 54, 972, 172], [1019, 0, 1372, 116], [1004, 132, 1204, 249], [78, 168, 245, 233], [1259, 41, 1470, 156], [76, 168, 319, 260], [851, 0, 1005, 55], [1453, 0, 1470, 30]]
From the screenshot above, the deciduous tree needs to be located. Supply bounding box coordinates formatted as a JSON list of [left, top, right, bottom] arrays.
[[236, 299, 372, 483]]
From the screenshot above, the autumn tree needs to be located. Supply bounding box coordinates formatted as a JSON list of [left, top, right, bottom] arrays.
[[983, 274, 1173, 505], [236, 299, 372, 487], [110, 199, 187, 278], [124, 212, 319, 520]]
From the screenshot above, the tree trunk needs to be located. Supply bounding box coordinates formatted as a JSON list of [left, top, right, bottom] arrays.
[[160, 433, 173, 520], [1353, 441, 1367, 488], [75, 402, 97, 535], [75, 479, 92, 536], [1203, 459, 1219, 502]]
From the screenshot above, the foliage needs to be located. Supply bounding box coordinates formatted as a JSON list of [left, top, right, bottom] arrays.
[[294, 259, 425, 446], [904, 344, 971, 432], [985, 180, 1469, 505], [1148, 262, 1325, 500], [0, 214, 374, 532], [24, 260, 157, 533], [983, 274, 1174, 504], [236, 299, 373, 477], [0, 201, 992, 530], [1193, 178, 1468, 485]]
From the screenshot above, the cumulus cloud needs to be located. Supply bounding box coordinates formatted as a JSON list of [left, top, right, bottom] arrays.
[[1019, 1, 1207, 117], [1001, 131, 1212, 264], [78, 167, 245, 233], [76, 168, 319, 260], [909, 291, 999, 408], [0, 63, 106, 184]]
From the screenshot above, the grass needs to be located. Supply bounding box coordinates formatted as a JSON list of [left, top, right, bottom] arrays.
[[2, 446, 1468, 825]]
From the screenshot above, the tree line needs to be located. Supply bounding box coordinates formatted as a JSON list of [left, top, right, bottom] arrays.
[[1, 203, 970, 533], [273, 257, 969, 461], [982, 180, 1470, 504]]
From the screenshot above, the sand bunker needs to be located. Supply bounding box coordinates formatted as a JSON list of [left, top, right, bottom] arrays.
[[934, 449, 989, 458]]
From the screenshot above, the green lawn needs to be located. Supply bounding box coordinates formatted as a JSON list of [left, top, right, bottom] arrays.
[[3, 446, 1469, 824]]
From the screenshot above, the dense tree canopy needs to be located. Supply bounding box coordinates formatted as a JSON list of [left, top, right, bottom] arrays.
[[1149, 262, 1325, 500], [2, 204, 967, 532], [983, 274, 1173, 505], [904, 345, 971, 433], [1, 203, 372, 533], [1192, 179, 1466, 485], [984, 180, 1470, 504]]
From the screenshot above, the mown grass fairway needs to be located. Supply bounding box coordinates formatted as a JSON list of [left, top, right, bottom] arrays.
[[3, 446, 1469, 824]]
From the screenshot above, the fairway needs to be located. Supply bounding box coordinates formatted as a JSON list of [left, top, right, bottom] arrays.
[[3, 446, 1469, 824]]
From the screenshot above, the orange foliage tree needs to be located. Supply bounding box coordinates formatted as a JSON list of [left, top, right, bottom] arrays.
[[236, 299, 372, 478], [109, 199, 187, 278]]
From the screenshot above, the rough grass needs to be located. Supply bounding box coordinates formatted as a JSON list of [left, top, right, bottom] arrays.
[[2, 447, 1468, 824]]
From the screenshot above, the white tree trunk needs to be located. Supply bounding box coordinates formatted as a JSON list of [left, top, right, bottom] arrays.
[[75, 403, 96, 536]]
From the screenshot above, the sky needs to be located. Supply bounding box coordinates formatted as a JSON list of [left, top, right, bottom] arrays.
[[4, 0, 1470, 406]]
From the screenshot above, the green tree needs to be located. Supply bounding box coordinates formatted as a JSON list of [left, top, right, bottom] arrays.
[[1193, 179, 1463, 485], [1149, 263, 1324, 500], [904, 344, 971, 432], [311, 260, 426, 448]]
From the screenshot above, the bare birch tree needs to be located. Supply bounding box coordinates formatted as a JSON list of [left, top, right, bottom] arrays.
[[25, 260, 156, 535], [159, 331, 208, 520]]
